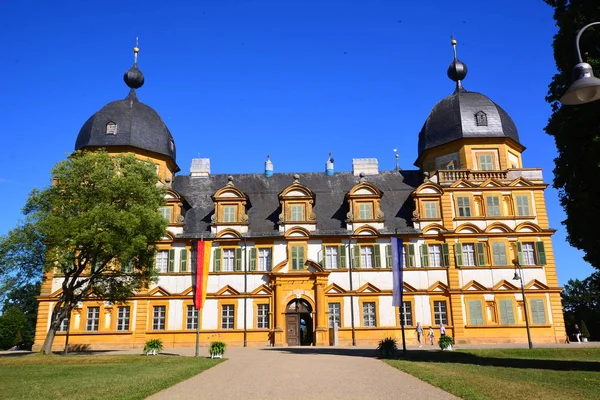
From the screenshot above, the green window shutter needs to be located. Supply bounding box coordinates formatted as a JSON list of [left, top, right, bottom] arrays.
[[235, 248, 243, 271], [180, 249, 188, 272], [352, 245, 361, 268], [249, 247, 257, 271], [213, 248, 222, 272], [420, 244, 429, 267], [385, 244, 392, 267], [321, 245, 327, 268], [476, 242, 486, 266], [516, 242, 524, 265], [374, 245, 381, 268], [442, 243, 450, 267], [492, 242, 507, 266], [339, 245, 346, 269], [499, 300, 515, 324], [454, 244, 463, 267], [468, 300, 484, 325], [530, 299, 546, 324], [299, 246, 305, 269], [168, 249, 175, 272], [407, 244, 415, 267], [536, 241, 547, 266]]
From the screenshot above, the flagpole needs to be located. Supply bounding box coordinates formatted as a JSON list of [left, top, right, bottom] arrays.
[[195, 236, 203, 358], [400, 301, 407, 354], [348, 238, 356, 346]]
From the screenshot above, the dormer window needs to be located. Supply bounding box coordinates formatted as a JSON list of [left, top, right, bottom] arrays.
[[106, 121, 117, 135], [345, 182, 384, 231], [211, 181, 249, 233], [358, 203, 373, 220], [223, 205, 237, 223], [475, 111, 487, 126], [278, 177, 316, 230], [290, 204, 305, 221]]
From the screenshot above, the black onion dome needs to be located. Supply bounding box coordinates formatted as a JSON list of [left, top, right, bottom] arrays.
[[124, 65, 144, 89], [417, 90, 520, 155], [75, 91, 178, 171]]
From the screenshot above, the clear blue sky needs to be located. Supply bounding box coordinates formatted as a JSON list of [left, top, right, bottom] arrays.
[[0, 0, 593, 285]]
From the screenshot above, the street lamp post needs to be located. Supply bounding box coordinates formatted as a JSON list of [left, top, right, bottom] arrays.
[[560, 21, 600, 105], [512, 260, 534, 350]]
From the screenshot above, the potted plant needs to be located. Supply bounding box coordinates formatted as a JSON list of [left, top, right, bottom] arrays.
[[580, 320, 591, 342], [143, 338, 163, 355], [209, 341, 226, 358], [439, 335, 454, 351], [377, 337, 398, 358]]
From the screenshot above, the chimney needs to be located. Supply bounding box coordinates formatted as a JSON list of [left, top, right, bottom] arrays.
[[352, 158, 379, 176], [265, 155, 273, 177], [190, 158, 210, 177]]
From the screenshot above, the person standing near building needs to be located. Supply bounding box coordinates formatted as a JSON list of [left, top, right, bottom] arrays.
[[416, 322, 423, 347], [440, 323, 446, 337], [575, 324, 582, 343], [428, 326, 435, 345]]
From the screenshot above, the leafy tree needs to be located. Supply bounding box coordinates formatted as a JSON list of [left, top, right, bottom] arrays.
[[0, 308, 28, 350], [0, 282, 41, 350], [544, 0, 600, 268], [561, 271, 600, 340], [0, 151, 167, 354]]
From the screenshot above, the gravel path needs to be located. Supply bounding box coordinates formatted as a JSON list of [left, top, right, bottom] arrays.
[[146, 347, 458, 400]]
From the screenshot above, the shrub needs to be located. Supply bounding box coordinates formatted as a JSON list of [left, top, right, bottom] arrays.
[[580, 320, 591, 338], [438, 335, 454, 350], [143, 339, 163, 355], [377, 337, 398, 358], [0, 308, 28, 350], [209, 341, 226, 357]]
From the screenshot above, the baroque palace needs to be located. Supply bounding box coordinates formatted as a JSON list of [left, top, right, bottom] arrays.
[[34, 42, 566, 350]]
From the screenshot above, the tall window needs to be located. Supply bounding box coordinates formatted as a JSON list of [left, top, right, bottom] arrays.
[[428, 245, 442, 267], [59, 317, 69, 332], [457, 196, 471, 217], [424, 202, 439, 218], [186, 306, 198, 330], [223, 249, 235, 272], [362, 302, 377, 327], [290, 204, 304, 221], [223, 205, 236, 222], [462, 244, 476, 266], [522, 242, 536, 265], [159, 207, 172, 223], [86, 307, 100, 332], [400, 301, 413, 326], [291, 246, 305, 270], [530, 299, 546, 324], [153, 306, 166, 330], [478, 154, 494, 170], [117, 306, 130, 331], [258, 248, 271, 271], [360, 246, 374, 268], [358, 203, 373, 220], [468, 300, 484, 325], [257, 304, 269, 329], [486, 196, 501, 217], [155, 251, 168, 273], [498, 299, 515, 324], [328, 303, 341, 328], [221, 305, 235, 329], [492, 242, 507, 266], [516, 195, 530, 216], [326, 246, 338, 269], [433, 301, 448, 325]]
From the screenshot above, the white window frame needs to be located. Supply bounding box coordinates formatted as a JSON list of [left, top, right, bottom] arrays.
[[362, 302, 377, 327], [222, 249, 235, 272], [117, 306, 130, 331], [156, 251, 168, 273], [186, 305, 197, 330], [462, 243, 476, 266], [257, 304, 269, 329], [153, 306, 166, 330], [258, 248, 271, 271], [326, 246, 338, 269], [221, 305, 235, 329], [433, 301, 448, 325], [400, 301, 413, 326], [428, 244, 442, 267], [522, 242, 536, 266], [360, 246, 374, 268], [86, 307, 100, 332], [328, 302, 341, 328]]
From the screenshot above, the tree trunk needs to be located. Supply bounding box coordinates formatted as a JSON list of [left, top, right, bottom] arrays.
[[41, 303, 69, 355]]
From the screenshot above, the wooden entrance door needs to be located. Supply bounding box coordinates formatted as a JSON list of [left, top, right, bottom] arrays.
[[286, 314, 300, 346]]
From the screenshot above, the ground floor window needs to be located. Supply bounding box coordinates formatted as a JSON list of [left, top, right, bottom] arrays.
[[153, 306, 166, 330], [362, 302, 377, 327], [186, 306, 198, 330], [257, 304, 269, 329], [117, 306, 130, 331], [399, 301, 413, 326], [328, 303, 341, 328], [86, 307, 99, 332], [222, 304, 235, 329], [433, 301, 448, 326]]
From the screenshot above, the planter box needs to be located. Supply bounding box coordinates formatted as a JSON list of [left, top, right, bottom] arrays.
[[210, 354, 223, 359], [441, 345, 453, 351]]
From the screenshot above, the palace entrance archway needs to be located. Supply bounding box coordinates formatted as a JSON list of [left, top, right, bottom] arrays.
[[285, 299, 313, 346]]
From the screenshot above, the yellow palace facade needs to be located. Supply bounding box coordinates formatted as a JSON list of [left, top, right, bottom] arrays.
[[33, 45, 566, 350]]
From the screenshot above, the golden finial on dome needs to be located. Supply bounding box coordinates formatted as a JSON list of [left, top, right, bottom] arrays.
[[133, 37, 139, 64]]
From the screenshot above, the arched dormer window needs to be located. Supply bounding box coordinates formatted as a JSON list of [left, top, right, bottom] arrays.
[[345, 182, 384, 226], [475, 111, 487, 127], [106, 121, 117, 135], [278, 176, 316, 231], [211, 179, 248, 230]]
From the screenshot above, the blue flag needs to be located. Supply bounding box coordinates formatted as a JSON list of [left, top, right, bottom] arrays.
[[391, 237, 404, 307]]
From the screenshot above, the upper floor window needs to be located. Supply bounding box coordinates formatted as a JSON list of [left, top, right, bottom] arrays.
[[358, 203, 373, 220], [462, 244, 476, 266], [106, 121, 117, 135], [360, 246, 374, 268], [486, 196, 501, 217], [159, 207, 172, 223], [457, 196, 472, 217], [290, 204, 304, 221], [223, 205, 236, 223], [325, 246, 339, 269], [291, 246, 305, 270], [475, 111, 488, 126], [424, 202, 439, 219], [521, 242, 536, 265], [428, 244, 442, 267], [478, 154, 494, 170], [258, 248, 271, 271], [492, 242, 507, 266], [516, 195, 530, 216], [156, 251, 168, 273], [223, 249, 235, 272]]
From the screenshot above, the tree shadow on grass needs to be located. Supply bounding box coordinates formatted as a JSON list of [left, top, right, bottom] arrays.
[[397, 350, 600, 372]]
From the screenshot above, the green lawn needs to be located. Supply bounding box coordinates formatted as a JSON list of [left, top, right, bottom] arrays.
[[0, 354, 223, 400], [385, 348, 600, 400]]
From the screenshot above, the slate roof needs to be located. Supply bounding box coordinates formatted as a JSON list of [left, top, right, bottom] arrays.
[[172, 170, 422, 238], [75, 90, 179, 170], [417, 89, 520, 155]]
